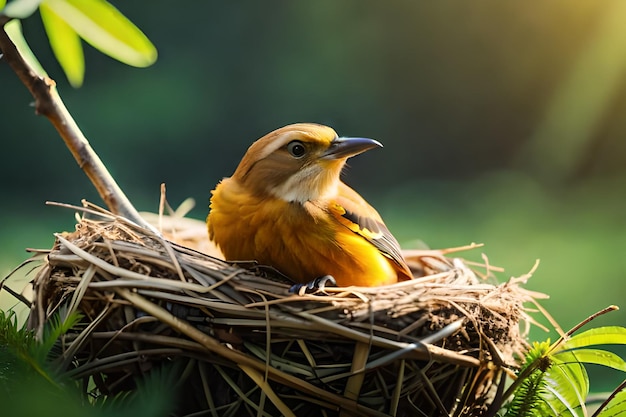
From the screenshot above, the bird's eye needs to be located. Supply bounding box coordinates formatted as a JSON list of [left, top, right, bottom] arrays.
[[287, 141, 306, 158]]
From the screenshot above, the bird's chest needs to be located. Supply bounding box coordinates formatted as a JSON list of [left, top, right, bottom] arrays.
[[210, 189, 394, 284], [243, 199, 335, 253], [228, 198, 333, 262]]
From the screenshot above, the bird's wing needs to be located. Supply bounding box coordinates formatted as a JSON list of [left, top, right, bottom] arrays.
[[329, 183, 412, 276]]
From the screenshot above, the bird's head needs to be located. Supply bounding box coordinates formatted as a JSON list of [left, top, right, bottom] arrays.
[[232, 123, 382, 203]]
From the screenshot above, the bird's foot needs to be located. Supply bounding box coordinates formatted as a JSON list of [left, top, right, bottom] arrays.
[[289, 275, 337, 295]]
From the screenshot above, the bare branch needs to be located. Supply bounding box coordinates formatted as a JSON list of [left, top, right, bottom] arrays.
[[0, 17, 154, 231]]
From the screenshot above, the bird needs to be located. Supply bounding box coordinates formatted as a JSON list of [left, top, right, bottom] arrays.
[[206, 123, 413, 287]]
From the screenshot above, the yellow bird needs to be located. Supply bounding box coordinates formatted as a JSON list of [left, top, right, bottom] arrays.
[[207, 123, 412, 287]]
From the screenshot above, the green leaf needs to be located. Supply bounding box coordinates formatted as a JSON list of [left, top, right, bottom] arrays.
[[0, 0, 6, 12], [41, 0, 157, 67], [557, 348, 626, 372], [40, 2, 84, 87], [1, 0, 42, 18], [543, 354, 589, 414], [555, 354, 589, 398], [597, 386, 626, 417], [562, 326, 626, 350], [4, 19, 48, 78]]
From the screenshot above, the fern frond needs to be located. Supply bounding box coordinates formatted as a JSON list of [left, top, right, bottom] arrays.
[[504, 342, 552, 417]]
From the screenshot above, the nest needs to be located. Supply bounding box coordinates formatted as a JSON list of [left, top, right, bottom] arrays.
[[24, 202, 541, 417]]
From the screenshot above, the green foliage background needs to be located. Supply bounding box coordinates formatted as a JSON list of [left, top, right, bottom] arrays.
[[1, 0, 625, 392]]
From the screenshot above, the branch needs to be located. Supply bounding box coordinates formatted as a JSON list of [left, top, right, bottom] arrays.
[[0, 17, 154, 231]]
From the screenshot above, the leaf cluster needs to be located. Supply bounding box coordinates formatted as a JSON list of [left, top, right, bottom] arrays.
[[502, 314, 626, 417], [1, 0, 156, 87]]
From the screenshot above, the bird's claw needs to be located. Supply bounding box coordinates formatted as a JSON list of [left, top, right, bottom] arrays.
[[289, 275, 337, 295]]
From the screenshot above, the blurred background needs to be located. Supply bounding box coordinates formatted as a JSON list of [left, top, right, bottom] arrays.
[[1, 0, 625, 391]]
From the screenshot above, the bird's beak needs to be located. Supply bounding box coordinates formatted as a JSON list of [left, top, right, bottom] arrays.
[[321, 137, 383, 160]]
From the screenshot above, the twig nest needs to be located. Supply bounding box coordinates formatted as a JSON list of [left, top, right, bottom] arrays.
[[27, 203, 540, 417]]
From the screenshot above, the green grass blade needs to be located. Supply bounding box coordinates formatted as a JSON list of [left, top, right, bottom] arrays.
[[544, 355, 589, 415], [557, 348, 626, 372], [596, 384, 626, 417], [563, 326, 626, 350], [42, 0, 157, 67], [40, 2, 84, 87]]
